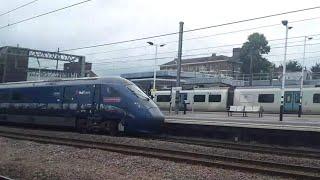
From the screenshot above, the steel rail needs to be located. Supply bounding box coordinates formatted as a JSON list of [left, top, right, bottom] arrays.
[[0, 175, 14, 180], [154, 135, 320, 159], [0, 130, 319, 179]]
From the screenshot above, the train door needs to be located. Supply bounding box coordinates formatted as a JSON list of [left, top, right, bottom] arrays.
[[101, 85, 127, 120], [227, 87, 235, 108], [284, 91, 300, 113], [179, 93, 188, 110], [92, 84, 101, 114]]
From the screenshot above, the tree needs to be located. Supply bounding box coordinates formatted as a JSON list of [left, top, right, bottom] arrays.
[[311, 63, 320, 79], [311, 63, 320, 73], [240, 33, 272, 74], [285, 60, 302, 72]]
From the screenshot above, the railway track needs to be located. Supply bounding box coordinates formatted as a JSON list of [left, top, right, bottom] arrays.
[[0, 175, 14, 180], [153, 135, 320, 159], [0, 130, 319, 179]]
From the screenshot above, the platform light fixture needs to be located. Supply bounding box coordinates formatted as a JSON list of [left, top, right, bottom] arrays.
[[147, 41, 166, 97]]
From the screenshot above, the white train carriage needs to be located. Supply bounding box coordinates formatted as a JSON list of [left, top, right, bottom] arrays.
[[233, 88, 281, 113], [302, 87, 320, 114], [154, 90, 172, 110], [234, 87, 320, 114], [154, 88, 229, 112]]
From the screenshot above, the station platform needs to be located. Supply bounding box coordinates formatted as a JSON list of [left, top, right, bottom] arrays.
[[165, 112, 320, 133]]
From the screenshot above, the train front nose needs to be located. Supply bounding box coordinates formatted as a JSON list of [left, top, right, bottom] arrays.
[[148, 107, 165, 128], [145, 107, 165, 132]]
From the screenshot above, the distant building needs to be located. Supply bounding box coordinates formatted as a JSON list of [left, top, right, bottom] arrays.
[[64, 62, 96, 77], [0, 46, 96, 82], [27, 61, 96, 81], [121, 70, 242, 93], [160, 48, 242, 75]]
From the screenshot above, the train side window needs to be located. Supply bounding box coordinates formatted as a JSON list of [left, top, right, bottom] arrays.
[[76, 85, 94, 104], [258, 94, 274, 103], [64, 85, 94, 104], [209, 95, 221, 102], [104, 86, 120, 97], [194, 95, 205, 102], [64, 86, 76, 103], [94, 84, 101, 104], [157, 95, 171, 102], [313, 94, 320, 103], [11, 90, 23, 101], [101, 85, 121, 104], [0, 89, 10, 101]]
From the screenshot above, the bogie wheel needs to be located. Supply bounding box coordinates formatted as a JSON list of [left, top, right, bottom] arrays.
[[76, 119, 88, 134], [108, 121, 119, 136]]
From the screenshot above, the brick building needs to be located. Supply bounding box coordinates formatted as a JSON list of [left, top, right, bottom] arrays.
[[160, 48, 242, 75], [0, 46, 96, 82]]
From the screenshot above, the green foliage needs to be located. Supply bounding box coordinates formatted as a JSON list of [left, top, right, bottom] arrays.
[[311, 63, 320, 79], [311, 63, 320, 73], [286, 60, 302, 72], [240, 33, 272, 74]]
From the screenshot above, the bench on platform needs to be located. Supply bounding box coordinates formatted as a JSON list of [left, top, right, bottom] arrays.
[[244, 106, 263, 117], [227, 106, 244, 117], [227, 105, 263, 117]]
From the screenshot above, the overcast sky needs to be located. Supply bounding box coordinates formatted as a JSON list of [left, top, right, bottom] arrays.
[[1, 0, 320, 76]]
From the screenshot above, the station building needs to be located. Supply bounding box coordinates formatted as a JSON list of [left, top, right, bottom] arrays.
[[160, 48, 242, 75]]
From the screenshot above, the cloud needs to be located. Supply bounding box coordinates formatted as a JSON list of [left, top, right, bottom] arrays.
[[0, 0, 320, 76]]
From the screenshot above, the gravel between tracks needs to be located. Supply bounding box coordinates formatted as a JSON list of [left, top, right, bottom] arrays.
[[0, 125, 316, 179], [0, 137, 287, 180], [0, 126, 319, 168]]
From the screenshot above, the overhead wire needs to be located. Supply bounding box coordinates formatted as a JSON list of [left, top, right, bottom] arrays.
[[0, 0, 40, 17], [83, 27, 320, 57], [89, 37, 320, 63], [0, 0, 93, 30], [162, 16, 320, 45], [91, 42, 320, 68], [93, 56, 320, 71], [61, 5, 320, 52]]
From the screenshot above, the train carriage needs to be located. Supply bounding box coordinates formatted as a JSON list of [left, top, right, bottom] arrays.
[[233, 88, 282, 113], [234, 87, 320, 114], [154, 86, 320, 114], [0, 77, 164, 135], [154, 88, 229, 111]]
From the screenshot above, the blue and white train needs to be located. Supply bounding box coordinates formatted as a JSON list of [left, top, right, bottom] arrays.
[[154, 86, 320, 114], [0, 77, 164, 135]]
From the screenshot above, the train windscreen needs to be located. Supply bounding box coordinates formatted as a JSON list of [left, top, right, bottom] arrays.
[[127, 84, 149, 100]]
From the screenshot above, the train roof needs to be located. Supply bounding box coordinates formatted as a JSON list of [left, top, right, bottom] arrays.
[[235, 85, 318, 89], [0, 76, 132, 89], [234, 86, 320, 92]]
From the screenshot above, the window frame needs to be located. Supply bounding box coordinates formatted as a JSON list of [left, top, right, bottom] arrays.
[[258, 94, 275, 103], [208, 94, 221, 103], [313, 94, 320, 103], [0, 89, 10, 102], [193, 94, 206, 102], [156, 95, 171, 102], [63, 85, 94, 104]]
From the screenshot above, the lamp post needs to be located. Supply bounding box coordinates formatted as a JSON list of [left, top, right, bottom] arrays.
[[280, 20, 292, 121], [298, 36, 312, 117], [147, 41, 165, 96]]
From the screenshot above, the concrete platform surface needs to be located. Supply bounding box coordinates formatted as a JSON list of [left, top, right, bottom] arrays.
[[164, 112, 320, 132]]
